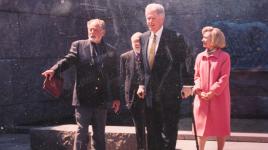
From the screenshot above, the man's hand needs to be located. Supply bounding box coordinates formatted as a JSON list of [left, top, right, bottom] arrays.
[[41, 70, 55, 80], [137, 86, 145, 99], [181, 85, 193, 99], [112, 100, 120, 113]]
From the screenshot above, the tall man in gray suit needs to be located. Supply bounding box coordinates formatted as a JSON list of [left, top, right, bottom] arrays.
[[42, 19, 120, 150], [137, 3, 192, 150], [120, 32, 146, 150]]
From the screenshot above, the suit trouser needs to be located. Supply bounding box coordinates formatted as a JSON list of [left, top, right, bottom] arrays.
[[129, 98, 146, 150], [145, 100, 180, 150], [73, 105, 107, 150]]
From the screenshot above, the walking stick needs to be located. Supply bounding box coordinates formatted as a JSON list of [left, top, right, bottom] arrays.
[[190, 96, 199, 150]]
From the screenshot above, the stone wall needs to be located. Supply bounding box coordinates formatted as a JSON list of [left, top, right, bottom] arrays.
[[231, 70, 268, 118], [0, 0, 267, 128]]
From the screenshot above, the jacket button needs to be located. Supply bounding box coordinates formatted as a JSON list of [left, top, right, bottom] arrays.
[[95, 86, 98, 90]]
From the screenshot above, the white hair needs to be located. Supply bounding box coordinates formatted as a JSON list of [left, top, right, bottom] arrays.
[[145, 3, 165, 17], [131, 32, 142, 42], [87, 19, 106, 30]]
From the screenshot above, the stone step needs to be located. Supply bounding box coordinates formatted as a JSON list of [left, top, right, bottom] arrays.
[[30, 125, 268, 150], [178, 131, 268, 143]]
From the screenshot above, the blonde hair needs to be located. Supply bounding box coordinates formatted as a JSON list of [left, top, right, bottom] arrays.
[[202, 26, 226, 48], [87, 19, 106, 30], [131, 32, 142, 42], [145, 3, 165, 17]]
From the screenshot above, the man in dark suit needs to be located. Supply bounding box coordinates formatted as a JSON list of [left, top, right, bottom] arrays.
[[42, 19, 120, 150], [120, 32, 146, 150], [137, 3, 192, 150]]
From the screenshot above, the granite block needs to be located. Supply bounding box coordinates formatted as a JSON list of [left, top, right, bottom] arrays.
[[0, 12, 20, 58]]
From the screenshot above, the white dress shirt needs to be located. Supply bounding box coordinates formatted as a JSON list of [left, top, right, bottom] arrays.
[[147, 26, 163, 60]]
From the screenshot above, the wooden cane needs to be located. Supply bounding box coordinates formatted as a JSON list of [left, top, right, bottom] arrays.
[[190, 96, 199, 150]]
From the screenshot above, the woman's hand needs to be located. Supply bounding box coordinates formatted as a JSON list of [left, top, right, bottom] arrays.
[[194, 89, 202, 96], [200, 91, 215, 101]]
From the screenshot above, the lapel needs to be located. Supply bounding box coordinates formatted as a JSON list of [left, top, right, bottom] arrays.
[[84, 40, 94, 62], [85, 40, 106, 65], [142, 31, 151, 72], [142, 29, 170, 72], [154, 29, 166, 63], [129, 50, 135, 78], [155, 29, 174, 64], [144, 29, 170, 72], [155, 29, 175, 92]]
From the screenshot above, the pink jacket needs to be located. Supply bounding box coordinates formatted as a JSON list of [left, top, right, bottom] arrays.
[[193, 49, 231, 136]]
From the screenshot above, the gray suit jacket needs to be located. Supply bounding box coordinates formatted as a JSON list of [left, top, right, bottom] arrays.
[[120, 50, 142, 108]]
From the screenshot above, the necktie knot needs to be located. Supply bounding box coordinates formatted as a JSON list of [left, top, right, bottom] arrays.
[[153, 34, 156, 40], [136, 53, 141, 61]]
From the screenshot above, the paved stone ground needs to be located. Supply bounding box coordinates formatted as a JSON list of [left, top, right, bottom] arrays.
[[1, 134, 268, 150], [179, 118, 268, 133], [0, 134, 30, 150], [176, 140, 268, 150], [1, 118, 268, 150]]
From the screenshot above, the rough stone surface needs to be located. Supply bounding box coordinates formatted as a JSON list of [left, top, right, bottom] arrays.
[[29, 124, 268, 150], [18, 14, 87, 58], [0, 134, 31, 150], [0, 58, 74, 129], [230, 71, 268, 118], [2, 133, 268, 150], [30, 125, 137, 150], [30, 129, 76, 150], [0, 12, 20, 59], [0, 60, 13, 106], [0, 0, 268, 128], [212, 22, 268, 69]]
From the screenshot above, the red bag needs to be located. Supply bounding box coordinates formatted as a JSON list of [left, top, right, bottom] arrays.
[[43, 76, 64, 97]]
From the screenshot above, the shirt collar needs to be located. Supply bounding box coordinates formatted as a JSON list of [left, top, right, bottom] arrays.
[[151, 26, 163, 38], [133, 50, 140, 56], [204, 48, 221, 58], [134, 51, 139, 56]]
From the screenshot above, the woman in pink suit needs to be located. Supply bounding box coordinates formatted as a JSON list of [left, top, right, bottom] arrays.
[[193, 26, 231, 150]]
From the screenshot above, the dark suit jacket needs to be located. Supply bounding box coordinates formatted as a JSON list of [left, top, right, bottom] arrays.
[[140, 28, 191, 107], [51, 39, 119, 107], [120, 50, 142, 108]]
